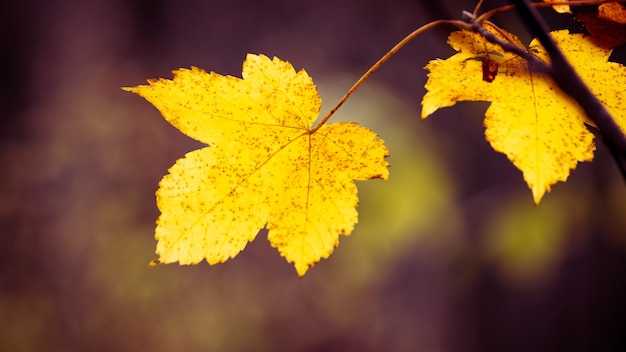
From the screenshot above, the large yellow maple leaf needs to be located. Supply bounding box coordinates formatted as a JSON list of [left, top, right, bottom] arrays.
[[125, 54, 389, 276], [422, 27, 626, 204]]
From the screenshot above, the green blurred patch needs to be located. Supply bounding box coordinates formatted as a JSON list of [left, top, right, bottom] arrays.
[[481, 190, 590, 288]]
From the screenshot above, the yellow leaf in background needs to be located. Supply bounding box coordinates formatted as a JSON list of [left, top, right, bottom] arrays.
[[124, 54, 389, 276], [542, 0, 572, 14], [546, 0, 626, 20], [421, 26, 626, 204]]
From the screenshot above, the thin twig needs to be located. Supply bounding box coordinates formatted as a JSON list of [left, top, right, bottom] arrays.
[[510, 0, 626, 179], [463, 12, 552, 74], [310, 19, 466, 132]]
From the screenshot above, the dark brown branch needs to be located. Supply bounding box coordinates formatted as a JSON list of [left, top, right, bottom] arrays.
[[510, 0, 626, 178], [464, 2, 626, 179]]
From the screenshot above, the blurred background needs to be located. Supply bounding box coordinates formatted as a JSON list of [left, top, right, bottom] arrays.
[[1, 0, 626, 351]]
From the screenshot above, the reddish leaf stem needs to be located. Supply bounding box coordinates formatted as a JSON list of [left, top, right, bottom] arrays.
[[476, 0, 613, 23]]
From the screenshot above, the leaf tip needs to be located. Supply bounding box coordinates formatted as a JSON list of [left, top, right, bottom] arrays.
[[531, 185, 548, 206], [295, 262, 312, 277]]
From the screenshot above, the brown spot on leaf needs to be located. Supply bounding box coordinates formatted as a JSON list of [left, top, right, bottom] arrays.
[[482, 54, 499, 82]]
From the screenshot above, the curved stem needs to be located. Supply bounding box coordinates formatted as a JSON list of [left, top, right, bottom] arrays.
[[310, 19, 467, 133], [472, 0, 486, 18]]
